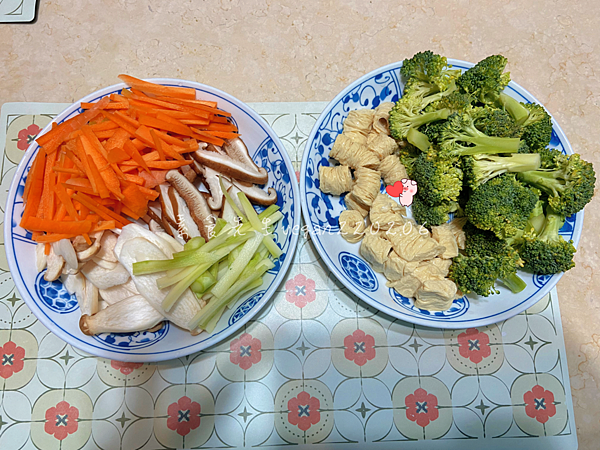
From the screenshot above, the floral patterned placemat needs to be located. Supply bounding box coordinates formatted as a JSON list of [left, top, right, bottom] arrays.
[[0, 101, 577, 450], [0, 0, 37, 23]]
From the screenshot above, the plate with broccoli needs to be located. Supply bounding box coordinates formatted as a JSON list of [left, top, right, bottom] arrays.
[[300, 52, 595, 328]]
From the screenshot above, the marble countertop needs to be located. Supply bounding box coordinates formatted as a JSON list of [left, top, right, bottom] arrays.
[[1, 1, 598, 448]]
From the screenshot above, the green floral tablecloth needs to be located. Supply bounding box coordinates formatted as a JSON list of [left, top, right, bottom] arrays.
[[0, 101, 577, 449]]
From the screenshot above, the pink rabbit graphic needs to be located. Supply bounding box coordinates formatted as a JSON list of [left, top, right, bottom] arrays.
[[385, 179, 418, 207]]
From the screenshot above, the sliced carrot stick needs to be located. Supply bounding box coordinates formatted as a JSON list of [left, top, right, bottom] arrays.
[[101, 111, 138, 136], [160, 141, 185, 161], [54, 183, 80, 220], [92, 220, 116, 232], [138, 114, 194, 137], [123, 140, 150, 173], [153, 110, 202, 120], [23, 216, 93, 235], [203, 131, 239, 139], [180, 119, 212, 126], [52, 166, 84, 176], [114, 110, 141, 129], [211, 115, 230, 124], [40, 151, 58, 220], [105, 128, 131, 152], [189, 129, 225, 146], [120, 205, 141, 220], [23, 150, 46, 204], [107, 147, 129, 164], [149, 128, 166, 160], [118, 165, 139, 173], [124, 174, 145, 185], [125, 94, 211, 118], [86, 154, 110, 199], [118, 75, 197, 100], [136, 185, 160, 201], [195, 122, 238, 132], [80, 132, 124, 199], [93, 129, 116, 140], [54, 204, 67, 222], [81, 102, 128, 110], [156, 96, 231, 117], [121, 184, 149, 217], [72, 192, 130, 227], [90, 120, 119, 132], [146, 160, 192, 169]]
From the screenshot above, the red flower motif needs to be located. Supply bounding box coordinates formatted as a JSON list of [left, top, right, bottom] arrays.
[[524, 384, 557, 424], [457, 328, 491, 364], [285, 274, 316, 308], [17, 124, 41, 151], [287, 391, 320, 431], [0, 341, 25, 379], [343, 329, 376, 366], [167, 396, 201, 436], [230, 333, 262, 370], [110, 360, 143, 375], [405, 388, 439, 427], [44, 401, 79, 441], [295, 171, 300, 182]]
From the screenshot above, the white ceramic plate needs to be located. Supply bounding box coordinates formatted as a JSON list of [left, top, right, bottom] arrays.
[[300, 59, 582, 329], [5, 79, 300, 361]]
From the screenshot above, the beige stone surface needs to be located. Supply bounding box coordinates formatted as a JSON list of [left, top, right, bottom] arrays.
[[1, 0, 599, 447]]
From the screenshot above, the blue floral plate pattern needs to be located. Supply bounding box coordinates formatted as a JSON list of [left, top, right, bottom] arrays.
[[5, 79, 300, 362], [300, 59, 583, 328]]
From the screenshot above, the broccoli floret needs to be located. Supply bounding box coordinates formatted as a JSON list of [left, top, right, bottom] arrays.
[[400, 51, 461, 92], [498, 92, 530, 125], [472, 107, 522, 138], [412, 153, 463, 205], [517, 153, 596, 217], [424, 91, 473, 114], [436, 113, 522, 159], [406, 128, 431, 153], [519, 210, 576, 274], [463, 223, 526, 293], [462, 153, 541, 189], [411, 194, 458, 227], [465, 173, 540, 239], [397, 142, 420, 178], [537, 147, 566, 169], [389, 96, 450, 141], [419, 120, 448, 146], [520, 103, 553, 151], [448, 254, 505, 297], [457, 55, 511, 104]]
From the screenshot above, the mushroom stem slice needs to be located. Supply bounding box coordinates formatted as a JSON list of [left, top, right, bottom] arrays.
[[81, 261, 130, 290], [53, 239, 78, 271], [231, 180, 278, 206], [166, 170, 215, 241], [45, 248, 65, 282], [76, 231, 104, 262], [80, 280, 99, 316], [36, 243, 47, 273], [80, 295, 164, 335]]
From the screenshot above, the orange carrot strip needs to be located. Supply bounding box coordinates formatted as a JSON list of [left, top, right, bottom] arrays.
[[161, 141, 185, 161], [23, 150, 46, 204], [138, 114, 194, 137], [107, 147, 130, 164], [23, 216, 93, 235], [136, 185, 160, 201], [189, 128, 225, 146], [124, 174, 145, 185], [118, 165, 139, 173], [92, 220, 116, 232], [80, 132, 124, 199], [90, 121, 119, 132], [64, 179, 96, 196], [120, 205, 141, 220], [86, 155, 110, 199], [65, 141, 86, 174], [149, 129, 166, 161], [36, 97, 110, 153], [94, 129, 116, 140], [81, 126, 109, 160], [75, 137, 98, 194], [105, 128, 132, 152], [118, 75, 196, 100], [101, 111, 138, 136], [72, 192, 130, 227], [54, 183, 80, 220], [40, 151, 58, 220], [126, 94, 211, 118], [146, 160, 192, 169], [153, 110, 202, 120], [54, 204, 67, 222], [81, 102, 128, 110], [121, 184, 150, 216], [155, 96, 230, 116], [180, 119, 212, 126], [123, 140, 150, 173], [195, 123, 238, 132], [211, 115, 230, 124], [135, 126, 188, 148], [114, 110, 141, 129], [203, 131, 240, 139], [52, 166, 83, 176]]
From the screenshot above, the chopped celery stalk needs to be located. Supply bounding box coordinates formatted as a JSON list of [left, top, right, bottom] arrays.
[[259, 204, 280, 220], [228, 247, 242, 267], [236, 209, 283, 236], [162, 261, 214, 311], [158, 265, 197, 290], [258, 245, 269, 260], [209, 262, 218, 279], [212, 218, 227, 237], [238, 192, 264, 232], [262, 235, 282, 258], [193, 226, 234, 253], [210, 232, 263, 300], [220, 176, 246, 221], [217, 260, 229, 279], [184, 237, 205, 252], [203, 305, 226, 333], [190, 259, 274, 329], [262, 211, 283, 230], [133, 249, 219, 275], [227, 276, 264, 309], [191, 272, 216, 294], [165, 267, 184, 279]]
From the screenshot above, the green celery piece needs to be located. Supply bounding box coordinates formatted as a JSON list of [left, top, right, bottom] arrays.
[[228, 247, 242, 266], [133, 250, 216, 275], [217, 260, 229, 279], [238, 192, 264, 232], [191, 271, 216, 294], [158, 265, 198, 290], [209, 262, 218, 279], [259, 204, 280, 219], [190, 259, 274, 329], [184, 237, 205, 252], [220, 176, 247, 221], [210, 231, 264, 299], [212, 218, 227, 237], [226, 276, 264, 309], [262, 235, 282, 258], [236, 210, 283, 237], [204, 304, 226, 333], [162, 260, 215, 311]]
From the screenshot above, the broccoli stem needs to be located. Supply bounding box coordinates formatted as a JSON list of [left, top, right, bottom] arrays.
[[500, 272, 527, 293], [499, 93, 530, 125], [460, 135, 522, 154], [412, 108, 451, 128], [517, 170, 564, 197], [407, 128, 431, 152], [539, 211, 563, 242]]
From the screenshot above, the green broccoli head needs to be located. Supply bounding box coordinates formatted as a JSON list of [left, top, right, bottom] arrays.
[[411, 194, 458, 227], [465, 173, 540, 239], [397, 142, 420, 178], [517, 153, 596, 217], [389, 95, 450, 141], [537, 147, 567, 169], [520, 103, 553, 151], [457, 55, 511, 104], [436, 112, 522, 159], [424, 91, 473, 115], [462, 153, 541, 189], [472, 107, 523, 138], [519, 210, 576, 274], [400, 51, 461, 91], [412, 153, 463, 205], [448, 254, 504, 297]]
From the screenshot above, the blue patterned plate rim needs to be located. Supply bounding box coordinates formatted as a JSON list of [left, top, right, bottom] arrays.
[[300, 59, 584, 329], [5, 78, 300, 362]]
